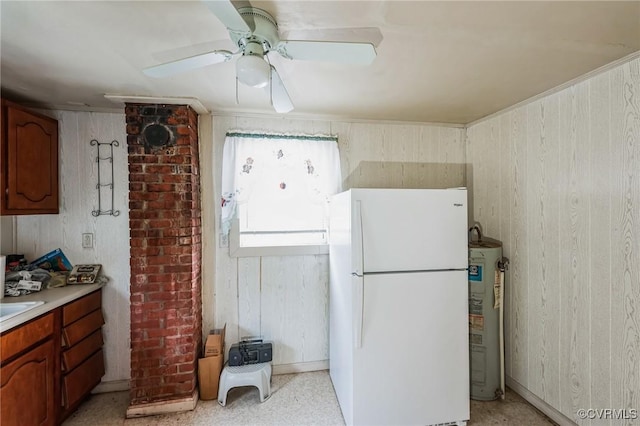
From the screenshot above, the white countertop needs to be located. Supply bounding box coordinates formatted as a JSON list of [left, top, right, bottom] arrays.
[[0, 283, 104, 333]]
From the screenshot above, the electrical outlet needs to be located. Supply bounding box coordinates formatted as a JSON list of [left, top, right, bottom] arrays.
[[82, 233, 94, 248]]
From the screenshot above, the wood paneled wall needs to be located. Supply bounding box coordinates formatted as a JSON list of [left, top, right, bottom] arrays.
[[15, 111, 130, 383], [205, 116, 466, 368], [467, 58, 639, 424]]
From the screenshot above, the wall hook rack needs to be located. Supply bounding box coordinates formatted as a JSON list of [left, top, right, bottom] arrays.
[[90, 139, 120, 217]]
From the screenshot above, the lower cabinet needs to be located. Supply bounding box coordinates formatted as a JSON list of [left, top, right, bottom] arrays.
[[0, 337, 57, 426], [0, 290, 105, 425]]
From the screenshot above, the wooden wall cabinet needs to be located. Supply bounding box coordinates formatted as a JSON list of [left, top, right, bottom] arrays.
[[0, 290, 104, 425], [1, 99, 59, 215]]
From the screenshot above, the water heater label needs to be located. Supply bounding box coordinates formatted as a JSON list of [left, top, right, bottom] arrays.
[[469, 264, 483, 281], [469, 297, 483, 315], [469, 314, 484, 331]]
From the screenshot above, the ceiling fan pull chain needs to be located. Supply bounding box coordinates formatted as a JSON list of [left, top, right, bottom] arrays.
[[265, 55, 274, 109], [269, 71, 274, 108], [235, 76, 240, 106]]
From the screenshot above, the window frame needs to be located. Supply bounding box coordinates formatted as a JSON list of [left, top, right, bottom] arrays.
[[221, 132, 340, 257]]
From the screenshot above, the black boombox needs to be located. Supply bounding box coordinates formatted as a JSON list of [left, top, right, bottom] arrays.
[[228, 338, 273, 366]]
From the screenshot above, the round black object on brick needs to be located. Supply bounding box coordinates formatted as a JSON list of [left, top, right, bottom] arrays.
[[143, 124, 171, 148]]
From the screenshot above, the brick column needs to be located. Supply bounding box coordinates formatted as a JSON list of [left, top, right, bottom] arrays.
[[125, 104, 202, 414]]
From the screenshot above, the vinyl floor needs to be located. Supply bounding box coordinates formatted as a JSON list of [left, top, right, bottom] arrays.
[[63, 370, 556, 425]]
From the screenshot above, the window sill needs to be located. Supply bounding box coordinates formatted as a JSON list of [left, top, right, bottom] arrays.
[[228, 220, 329, 257], [229, 244, 329, 258]]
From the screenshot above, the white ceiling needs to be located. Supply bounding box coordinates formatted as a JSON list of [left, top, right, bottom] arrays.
[[2, 1, 639, 124]]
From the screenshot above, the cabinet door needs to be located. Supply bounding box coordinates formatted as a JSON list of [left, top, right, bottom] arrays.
[[0, 339, 56, 426], [3, 105, 59, 214]]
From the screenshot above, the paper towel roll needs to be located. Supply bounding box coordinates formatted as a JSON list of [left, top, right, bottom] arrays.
[[0, 255, 5, 300]]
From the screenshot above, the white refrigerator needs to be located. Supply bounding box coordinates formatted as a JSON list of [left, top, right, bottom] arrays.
[[329, 188, 470, 426]]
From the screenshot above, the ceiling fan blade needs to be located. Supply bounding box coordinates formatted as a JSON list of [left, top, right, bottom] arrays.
[[201, 0, 250, 34], [280, 27, 384, 48], [143, 50, 233, 78], [276, 40, 376, 65], [266, 66, 294, 113]]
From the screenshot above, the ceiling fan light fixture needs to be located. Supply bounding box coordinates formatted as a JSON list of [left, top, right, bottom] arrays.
[[236, 53, 271, 88]]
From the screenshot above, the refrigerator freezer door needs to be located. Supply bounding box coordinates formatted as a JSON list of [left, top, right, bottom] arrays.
[[353, 189, 468, 272], [352, 270, 469, 426]]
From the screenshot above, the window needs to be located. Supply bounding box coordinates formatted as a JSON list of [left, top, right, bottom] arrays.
[[221, 132, 341, 253]]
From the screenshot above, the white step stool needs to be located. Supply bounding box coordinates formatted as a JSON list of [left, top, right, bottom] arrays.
[[217, 362, 272, 406]]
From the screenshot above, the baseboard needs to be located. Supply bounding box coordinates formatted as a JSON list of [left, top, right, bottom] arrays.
[[125, 389, 199, 418], [506, 376, 576, 426], [93, 379, 130, 394], [272, 360, 329, 375]]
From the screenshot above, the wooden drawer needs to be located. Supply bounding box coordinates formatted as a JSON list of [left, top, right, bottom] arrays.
[[62, 309, 104, 348], [0, 313, 54, 364], [62, 291, 101, 326], [61, 329, 103, 373], [61, 349, 104, 410]]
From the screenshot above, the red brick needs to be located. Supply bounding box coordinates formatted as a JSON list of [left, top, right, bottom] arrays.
[[163, 265, 192, 274], [145, 165, 176, 174], [129, 192, 160, 201], [129, 182, 144, 192], [129, 200, 144, 210], [163, 300, 193, 310], [146, 328, 180, 339], [177, 363, 194, 374], [177, 237, 192, 246], [163, 372, 194, 384], [157, 192, 182, 202], [135, 319, 162, 330], [130, 247, 162, 257], [147, 291, 181, 302], [147, 274, 171, 284], [161, 174, 190, 183], [148, 219, 172, 228], [130, 265, 163, 275], [130, 358, 160, 369], [128, 144, 144, 154], [147, 183, 175, 192], [140, 338, 163, 349], [147, 237, 177, 247], [130, 257, 147, 267]]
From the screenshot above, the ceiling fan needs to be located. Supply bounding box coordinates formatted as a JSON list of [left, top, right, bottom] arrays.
[[143, 0, 377, 113]]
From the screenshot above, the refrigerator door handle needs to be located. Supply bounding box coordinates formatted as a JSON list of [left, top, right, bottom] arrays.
[[353, 200, 364, 276], [354, 275, 364, 349], [353, 200, 365, 349]]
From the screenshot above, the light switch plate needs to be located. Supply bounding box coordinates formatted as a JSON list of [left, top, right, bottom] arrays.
[[219, 233, 229, 248], [82, 233, 94, 248]]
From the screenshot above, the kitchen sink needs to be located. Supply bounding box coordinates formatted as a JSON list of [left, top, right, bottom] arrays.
[[0, 301, 45, 322]]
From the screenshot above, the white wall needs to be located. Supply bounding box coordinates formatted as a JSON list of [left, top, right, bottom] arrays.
[[1, 216, 14, 254], [15, 111, 130, 383], [203, 115, 467, 369], [467, 57, 639, 424]]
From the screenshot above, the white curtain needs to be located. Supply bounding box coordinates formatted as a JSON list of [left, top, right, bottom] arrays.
[[220, 132, 342, 235]]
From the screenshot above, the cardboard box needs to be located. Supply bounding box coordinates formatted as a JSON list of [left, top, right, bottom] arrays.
[[204, 324, 225, 357], [198, 324, 225, 400], [198, 355, 224, 400]]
